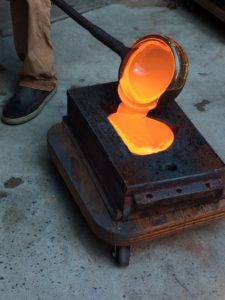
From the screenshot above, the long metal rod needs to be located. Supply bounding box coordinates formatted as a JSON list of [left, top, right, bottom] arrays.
[[52, 0, 130, 59]]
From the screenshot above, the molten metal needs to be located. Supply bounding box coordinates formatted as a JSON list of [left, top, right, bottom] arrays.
[[108, 38, 176, 155]]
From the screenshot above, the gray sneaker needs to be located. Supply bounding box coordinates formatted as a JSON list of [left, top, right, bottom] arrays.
[[2, 86, 57, 125]]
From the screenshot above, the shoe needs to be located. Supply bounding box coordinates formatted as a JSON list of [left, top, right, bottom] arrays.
[[1, 86, 57, 125]]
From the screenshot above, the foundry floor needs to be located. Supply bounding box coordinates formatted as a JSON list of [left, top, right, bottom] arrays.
[[1, 0, 225, 299]]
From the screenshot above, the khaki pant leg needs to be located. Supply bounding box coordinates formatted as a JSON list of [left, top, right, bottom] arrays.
[[10, 0, 57, 91], [10, 0, 28, 61]]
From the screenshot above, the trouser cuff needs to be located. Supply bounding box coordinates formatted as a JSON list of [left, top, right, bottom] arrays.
[[19, 78, 57, 92]]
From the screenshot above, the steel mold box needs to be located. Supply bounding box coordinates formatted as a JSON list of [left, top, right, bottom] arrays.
[[66, 82, 225, 220]]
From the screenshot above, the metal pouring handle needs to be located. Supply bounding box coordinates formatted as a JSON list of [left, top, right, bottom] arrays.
[[52, 0, 130, 59]]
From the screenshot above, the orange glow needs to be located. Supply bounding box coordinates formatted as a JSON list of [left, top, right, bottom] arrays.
[[108, 37, 176, 155]]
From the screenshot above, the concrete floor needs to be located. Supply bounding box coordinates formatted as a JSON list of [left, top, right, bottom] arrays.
[[1, 1, 225, 299]]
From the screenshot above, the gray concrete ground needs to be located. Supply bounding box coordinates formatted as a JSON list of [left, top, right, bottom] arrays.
[[1, 1, 225, 299]]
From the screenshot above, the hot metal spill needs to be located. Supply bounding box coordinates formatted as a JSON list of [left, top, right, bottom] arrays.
[[108, 38, 175, 155]]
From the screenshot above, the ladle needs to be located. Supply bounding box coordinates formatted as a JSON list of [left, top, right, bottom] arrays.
[[52, 0, 189, 107]]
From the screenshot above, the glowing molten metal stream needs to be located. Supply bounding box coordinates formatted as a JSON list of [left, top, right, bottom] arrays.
[[108, 38, 176, 155]]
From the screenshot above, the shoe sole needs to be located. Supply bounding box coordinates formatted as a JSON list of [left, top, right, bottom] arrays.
[[1, 87, 57, 125]]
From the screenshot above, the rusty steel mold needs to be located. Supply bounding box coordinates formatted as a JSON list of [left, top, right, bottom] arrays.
[[66, 82, 225, 220], [48, 82, 225, 266]]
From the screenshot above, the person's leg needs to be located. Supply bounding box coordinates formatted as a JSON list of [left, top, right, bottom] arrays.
[[10, 0, 57, 91], [2, 0, 57, 125]]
